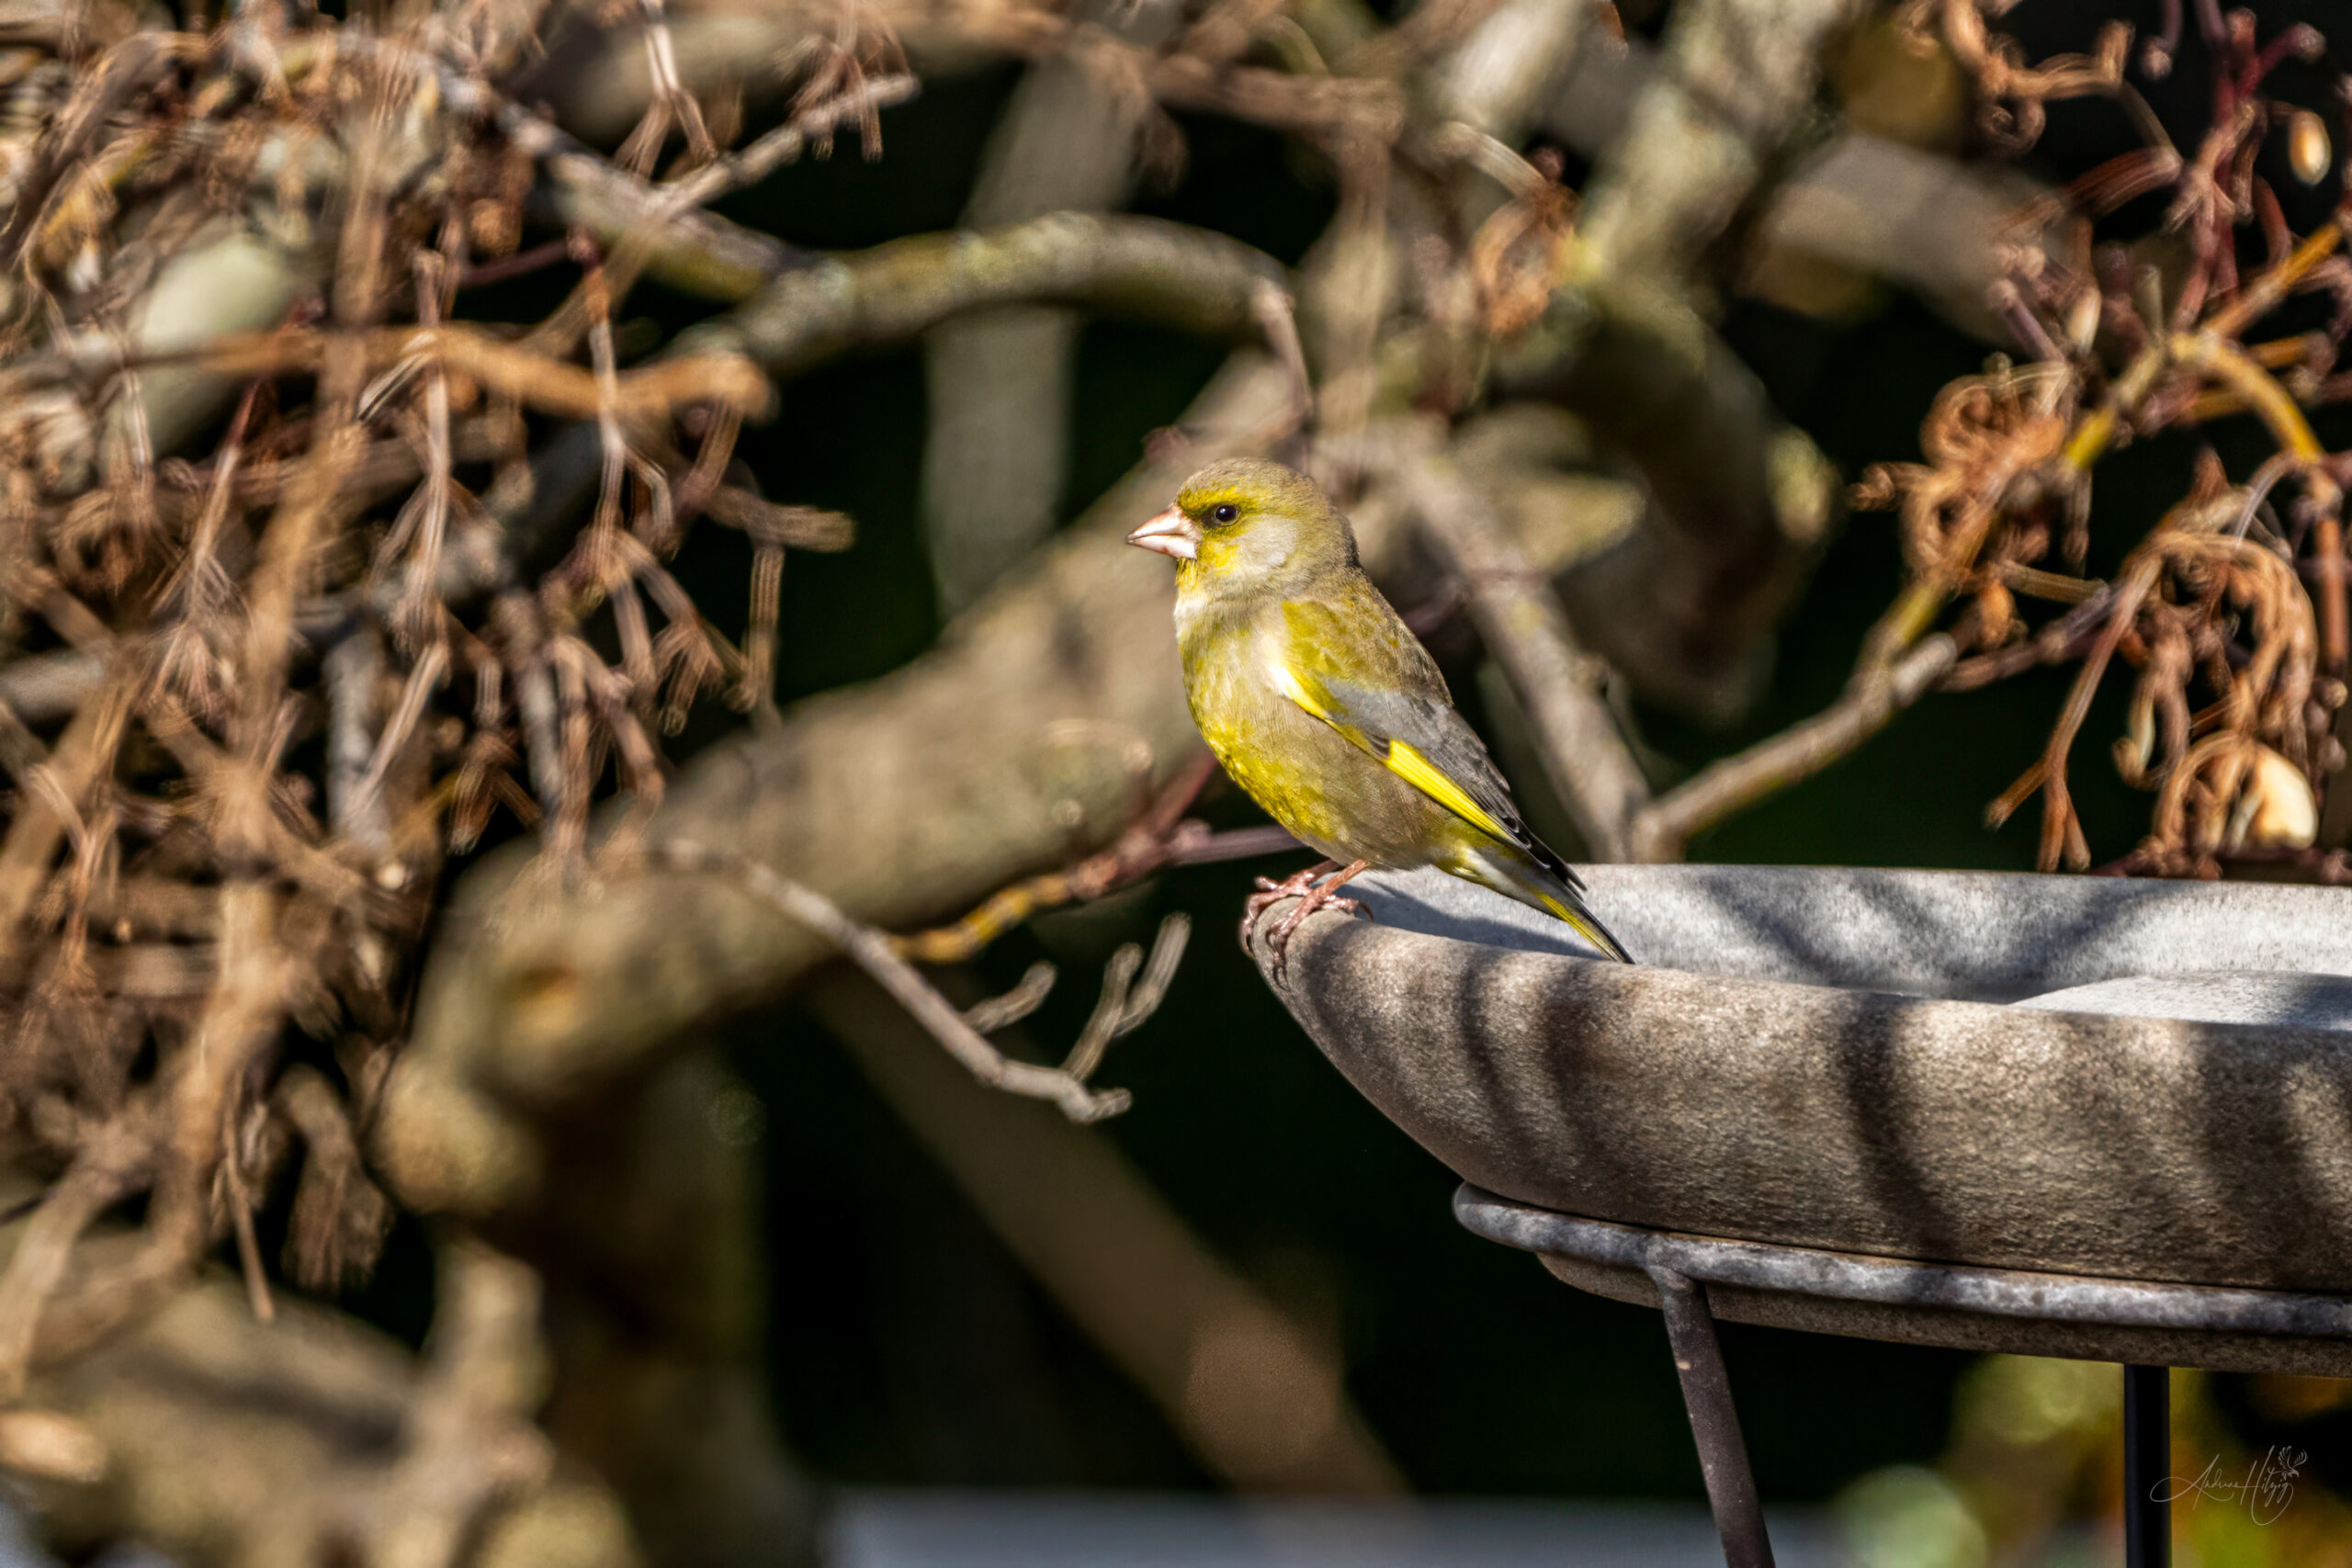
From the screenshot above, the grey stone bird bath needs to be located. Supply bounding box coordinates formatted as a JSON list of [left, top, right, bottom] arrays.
[[1247, 864, 2352, 1568]]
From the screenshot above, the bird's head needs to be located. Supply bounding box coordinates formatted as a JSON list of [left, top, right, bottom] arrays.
[[1126, 458, 1357, 602]]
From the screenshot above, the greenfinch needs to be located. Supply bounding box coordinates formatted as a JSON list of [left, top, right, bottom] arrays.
[[1128, 458, 1633, 964]]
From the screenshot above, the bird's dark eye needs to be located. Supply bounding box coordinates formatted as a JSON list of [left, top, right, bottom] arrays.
[[1211, 503, 1239, 525]]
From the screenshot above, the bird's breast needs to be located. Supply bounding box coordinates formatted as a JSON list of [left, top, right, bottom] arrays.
[[1176, 605, 1447, 866]]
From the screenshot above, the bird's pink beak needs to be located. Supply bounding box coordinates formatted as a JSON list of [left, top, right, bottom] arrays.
[[1127, 505, 1201, 561]]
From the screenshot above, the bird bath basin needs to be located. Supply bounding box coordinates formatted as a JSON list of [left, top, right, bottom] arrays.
[[1250, 863, 2352, 1366], [1249, 865, 2352, 1565]]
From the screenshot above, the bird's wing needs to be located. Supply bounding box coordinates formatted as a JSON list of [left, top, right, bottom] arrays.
[[1273, 598, 1588, 891]]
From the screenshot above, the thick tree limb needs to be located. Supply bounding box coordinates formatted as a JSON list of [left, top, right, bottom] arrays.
[[681, 214, 1288, 380], [1573, 0, 1873, 287], [526, 1051, 818, 1568], [124, 231, 316, 460], [14, 1251, 640, 1568], [1433, 0, 1597, 142], [1541, 34, 2056, 339], [0, 651, 105, 726], [1469, 0, 1856, 725], [1745, 131, 2054, 340], [538, 149, 807, 303], [539, 75, 921, 304], [543, 1, 1401, 144]]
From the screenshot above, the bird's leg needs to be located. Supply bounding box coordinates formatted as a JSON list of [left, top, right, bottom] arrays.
[[1250, 859, 1372, 976], [1242, 861, 1336, 947]]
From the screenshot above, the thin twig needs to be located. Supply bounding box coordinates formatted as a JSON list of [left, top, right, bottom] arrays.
[[1632, 635, 1960, 863], [662, 76, 921, 211], [1249, 281, 1314, 463], [219, 1105, 276, 1325], [353, 639, 448, 833], [650, 841, 1136, 1122], [23, 324, 774, 424], [1165, 825, 1304, 864], [1942, 583, 2117, 690], [685, 214, 1287, 380], [962, 962, 1058, 1033], [1064, 915, 1190, 1083], [622, 0, 719, 174], [323, 624, 390, 859], [895, 750, 1220, 964]]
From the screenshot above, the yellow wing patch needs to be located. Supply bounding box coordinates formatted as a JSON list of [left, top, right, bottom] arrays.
[[1271, 659, 1510, 840], [1384, 739, 1510, 839], [1271, 660, 1331, 722]]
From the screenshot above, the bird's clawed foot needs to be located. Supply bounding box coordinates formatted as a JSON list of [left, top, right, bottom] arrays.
[[1243, 859, 1370, 976], [1242, 863, 1329, 948]]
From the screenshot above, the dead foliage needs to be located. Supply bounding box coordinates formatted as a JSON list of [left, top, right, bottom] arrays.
[[0, 0, 854, 1433], [1863, 0, 2352, 877]]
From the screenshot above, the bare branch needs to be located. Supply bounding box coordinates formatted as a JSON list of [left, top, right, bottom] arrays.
[[1064, 914, 1190, 1083], [649, 841, 1136, 1122], [0, 651, 106, 726], [685, 214, 1289, 380], [219, 1105, 277, 1326], [922, 0, 1176, 613], [23, 325, 775, 425], [1402, 452, 1652, 863], [1249, 282, 1314, 463], [1576, 0, 1873, 287], [0, 1107, 157, 1400], [962, 962, 1059, 1033], [1633, 634, 1960, 863], [274, 1065, 394, 1294], [1433, 0, 1598, 143], [324, 624, 391, 861], [895, 750, 1220, 964], [1496, 283, 1841, 720]]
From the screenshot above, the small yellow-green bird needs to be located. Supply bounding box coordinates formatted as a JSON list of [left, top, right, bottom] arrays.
[[1128, 457, 1632, 965]]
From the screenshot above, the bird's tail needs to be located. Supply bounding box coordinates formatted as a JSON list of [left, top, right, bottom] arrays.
[[1470, 846, 1634, 964]]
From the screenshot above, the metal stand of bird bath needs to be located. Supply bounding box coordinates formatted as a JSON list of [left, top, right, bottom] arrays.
[[1646, 1261, 1776, 1568], [1650, 1270, 2168, 1568], [1447, 1190, 2352, 1568]]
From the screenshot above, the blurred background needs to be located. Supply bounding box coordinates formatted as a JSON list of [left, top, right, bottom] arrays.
[[5, 0, 2352, 1561]]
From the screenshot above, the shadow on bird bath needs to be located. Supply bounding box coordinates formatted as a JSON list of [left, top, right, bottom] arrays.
[[1250, 864, 2352, 1371]]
